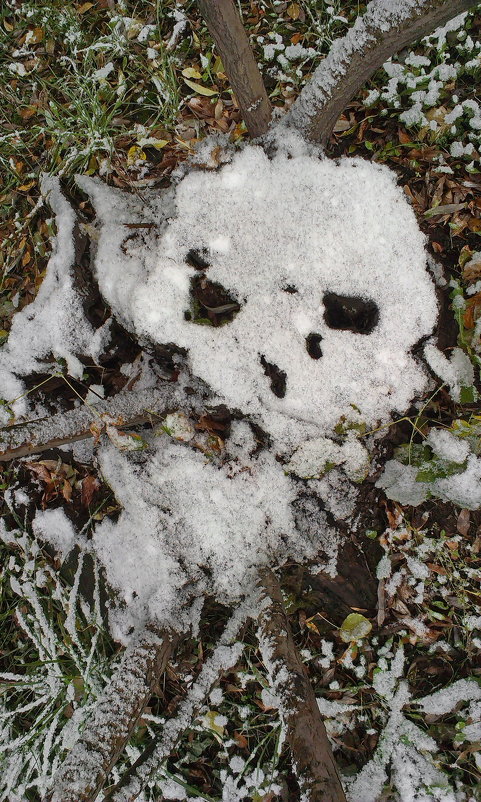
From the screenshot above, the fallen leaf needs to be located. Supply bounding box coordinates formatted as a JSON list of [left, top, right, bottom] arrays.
[[424, 202, 467, 218], [234, 730, 248, 749], [339, 613, 372, 643], [467, 217, 481, 233], [182, 67, 202, 79], [19, 106, 37, 120], [457, 508, 471, 536], [18, 181, 36, 191], [287, 2, 301, 19], [183, 78, 218, 97], [81, 474, 100, 507], [62, 478, 72, 503], [127, 145, 146, 166]]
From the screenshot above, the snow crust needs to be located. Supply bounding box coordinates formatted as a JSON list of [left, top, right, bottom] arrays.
[[32, 508, 76, 560], [0, 177, 106, 422], [0, 138, 441, 642], [83, 140, 437, 451], [93, 425, 319, 642]]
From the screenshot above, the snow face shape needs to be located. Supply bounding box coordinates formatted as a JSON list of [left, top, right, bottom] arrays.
[[109, 146, 438, 449]]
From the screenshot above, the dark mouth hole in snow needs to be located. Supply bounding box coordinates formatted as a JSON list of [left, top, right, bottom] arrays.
[[282, 285, 298, 294], [306, 333, 323, 359], [260, 355, 287, 398], [185, 248, 211, 270], [323, 293, 379, 334], [184, 274, 241, 326]]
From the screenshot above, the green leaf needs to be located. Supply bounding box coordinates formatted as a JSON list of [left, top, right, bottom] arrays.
[[459, 385, 477, 404], [339, 613, 372, 643], [415, 457, 466, 483]]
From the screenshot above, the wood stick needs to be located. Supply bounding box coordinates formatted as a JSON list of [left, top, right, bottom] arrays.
[[104, 598, 255, 801], [43, 626, 180, 802], [198, 0, 272, 138], [257, 568, 347, 802], [0, 384, 193, 462], [277, 0, 476, 146]]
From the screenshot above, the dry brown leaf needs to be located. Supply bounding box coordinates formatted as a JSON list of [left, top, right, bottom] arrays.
[[287, 2, 301, 19], [81, 474, 100, 507], [457, 508, 471, 536]]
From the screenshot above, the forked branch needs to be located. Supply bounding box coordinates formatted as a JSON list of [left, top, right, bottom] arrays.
[[257, 568, 347, 802], [44, 626, 179, 802], [277, 0, 476, 145]]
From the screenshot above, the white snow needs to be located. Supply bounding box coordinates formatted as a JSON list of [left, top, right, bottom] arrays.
[[0, 177, 105, 421], [92, 433, 320, 641], [426, 428, 470, 464], [424, 345, 474, 402], [32, 508, 77, 560], [82, 139, 437, 452]]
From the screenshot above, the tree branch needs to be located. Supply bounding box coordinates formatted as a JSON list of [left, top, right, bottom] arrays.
[[0, 384, 196, 462], [44, 626, 180, 802], [257, 568, 346, 802], [104, 599, 253, 801], [276, 0, 476, 146], [197, 0, 272, 138]]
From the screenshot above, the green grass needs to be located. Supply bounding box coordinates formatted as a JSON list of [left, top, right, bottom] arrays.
[[1, 1, 481, 799]]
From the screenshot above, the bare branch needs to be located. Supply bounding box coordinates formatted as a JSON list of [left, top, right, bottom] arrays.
[[44, 626, 180, 802], [105, 599, 253, 801], [257, 568, 346, 802], [276, 0, 476, 146], [0, 383, 198, 462], [197, 0, 272, 138]]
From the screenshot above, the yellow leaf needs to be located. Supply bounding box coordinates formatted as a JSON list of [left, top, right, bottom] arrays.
[[151, 139, 169, 149], [287, 2, 301, 19], [182, 67, 202, 79], [212, 56, 224, 75], [339, 613, 372, 643], [18, 180, 36, 191], [4, 19, 14, 32], [28, 26, 44, 43], [183, 78, 218, 97], [77, 1, 94, 12], [19, 105, 37, 120], [22, 250, 31, 266], [201, 710, 225, 736], [127, 145, 146, 166]]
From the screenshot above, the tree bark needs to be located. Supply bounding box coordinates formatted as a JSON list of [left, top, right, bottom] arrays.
[[257, 569, 347, 802], [275, 0, 476, 146], [0, 384, 196, 462], [197, 0, 272, 138], [103, 600, 253, 801], [44, 626, 179, 802]]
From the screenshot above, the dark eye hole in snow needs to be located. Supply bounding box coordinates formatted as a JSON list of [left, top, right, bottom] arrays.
[[282, 285, 299, 294], [184, 275, 241, 326], [323, 293, 379, 335], [305, 333, 323, 359], [259, 355, 287, 399], [185, 248, 211, 270]]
